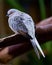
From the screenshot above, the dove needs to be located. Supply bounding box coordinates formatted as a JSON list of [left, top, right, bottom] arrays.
[[7, 9, 45, 59]]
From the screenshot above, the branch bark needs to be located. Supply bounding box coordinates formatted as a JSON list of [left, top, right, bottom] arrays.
[[0, 17, 52, 63]]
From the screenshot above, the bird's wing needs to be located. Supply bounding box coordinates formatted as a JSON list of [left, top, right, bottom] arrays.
[[35, 37, 45, 58], [13, 16, 32, 39], [22, 13, 45, 58], [13, 16, 28, 32], [21, 12, 35, 38]]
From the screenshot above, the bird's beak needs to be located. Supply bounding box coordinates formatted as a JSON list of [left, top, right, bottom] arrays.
[[6, 14, 9, 17]]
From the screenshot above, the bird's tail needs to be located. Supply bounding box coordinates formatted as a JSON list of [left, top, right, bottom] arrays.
[[35, 37, 45, 58], [31, 37, 45, 59], [31, 39, 40, 59]]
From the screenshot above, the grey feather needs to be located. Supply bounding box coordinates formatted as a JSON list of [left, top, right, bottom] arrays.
[[7, 9, 45, 59], [8, 16, 28, 33]]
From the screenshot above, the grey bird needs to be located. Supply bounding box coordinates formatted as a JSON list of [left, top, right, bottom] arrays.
[[7, 9, 45, 59]]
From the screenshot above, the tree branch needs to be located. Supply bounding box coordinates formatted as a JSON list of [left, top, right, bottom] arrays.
[[0, 17, 52, 63]]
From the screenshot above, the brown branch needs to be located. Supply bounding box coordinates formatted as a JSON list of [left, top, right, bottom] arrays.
[[0, 34, 31, 48], [0, 17, 52, 63], [0, 42, 32, 63], [0, 28, 52, 63], [0, 34, 33, 63]]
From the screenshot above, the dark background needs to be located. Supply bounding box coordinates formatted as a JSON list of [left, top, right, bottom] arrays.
[[0, 0, 52, 65]]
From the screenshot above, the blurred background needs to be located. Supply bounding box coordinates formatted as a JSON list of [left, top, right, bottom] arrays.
[[0, 0, 52, 65]]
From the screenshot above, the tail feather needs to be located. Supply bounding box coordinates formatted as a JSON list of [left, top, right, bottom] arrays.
[[31, 40, 40, 59], [35, 37, 45, 58], [33, 44, 40, 59]]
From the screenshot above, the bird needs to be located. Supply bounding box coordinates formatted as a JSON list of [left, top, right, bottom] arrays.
[[7, 9, 45, 59]]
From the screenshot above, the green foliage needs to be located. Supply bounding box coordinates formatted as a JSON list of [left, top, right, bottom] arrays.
[[38, 0, 46, 19], [50, 0, 52, 15], [6, 0, 25, 11]]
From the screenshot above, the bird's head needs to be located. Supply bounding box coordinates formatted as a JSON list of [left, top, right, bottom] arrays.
[[6, 9, 20, 17]]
